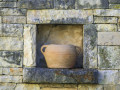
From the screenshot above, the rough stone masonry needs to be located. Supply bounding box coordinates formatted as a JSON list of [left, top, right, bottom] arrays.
[[0, 0, 120, 90]]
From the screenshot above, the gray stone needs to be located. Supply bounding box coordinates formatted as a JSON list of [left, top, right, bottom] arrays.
[[0, 8, 26, 15], [0, 24, 23, 37], [0, 2, 16, 7], [0, 37, 23, 50], [109, 4, 120, 9], [95, 24, 117, 32], [3, 16, 26, 24], [3, 0, 17, 1], [15, 84, 40, 90], [0, 83, 16, 90], [98, 32, 120, 45], [0, 51, 23, 67], [98, 70, 118, 84], [24, 24, 36, 67], [109, 0, 120, 4], [0, 68, 2, 75], [27, 10, 93, 24], [23, 68, 98, 84], [94, 9, 120, 16], [76, 0, 109, 9], [0, 76, 22, 83], [17, 0, 54, 9], [2, 68, 23, 75], [83, 24, 97, 68], [94, 17, 117, 23], [98, 46, 120, 69], [54, 0, 75, 9]]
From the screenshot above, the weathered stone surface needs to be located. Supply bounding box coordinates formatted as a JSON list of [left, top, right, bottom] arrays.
[[0, 2, 16, 7], [94, 17, 117, 23], [95, 24, 117, 32], [0, 83, 16, 90], [76, 0, 109, 9], [98, 32, 120, 45], [0, 76, 22, 83], [84, 24, 97, 68], [0, 37, 23, 50], [15, 84, 40, 90], [98, 46, 120, 69], [17, 0, 54, 9], [78, 84, 103, 90], [24, 24, 36, 67], [2, 68, 23, 75], [0, 24, 23, 37], [3, 16, 26, 24], [0, 51, 23, 67], [109, 0, 120, 4], [98, 70, 118, 84], [54, 0, 75, 9], [27, 10, 93, 24], [0, 8, 26, 15], [37, 25, 83, 68], [41, 88, 77, 90], [0, 68, 2, 75], [109, 4, 120, 9], [3, 0, 17, 1], [94, 9, 120, 16], [23, 68, 98, 84], [104, 85, 116, 90]]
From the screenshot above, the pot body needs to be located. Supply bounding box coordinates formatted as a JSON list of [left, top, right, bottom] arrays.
[[41, 44, 77, 68]]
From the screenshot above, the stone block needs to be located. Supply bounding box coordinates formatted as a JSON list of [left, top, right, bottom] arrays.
[[2, 68, 23, 75], [95, 24, 117, 32], [78, 84, 103, 90], [41, 88, 77, 90], [15, 84, 40, 90], [24, 24, 36, 67], [0, 51, 23, 67], [0, 8, 26, 15], [23, 68, 98, 84], [17, 0, 54, 9], [3, 16, 26, 24], [0, 37, 23, 50], [98, 32, 120, 45], [94, 17, 117, 23], [104, 85, 116, 90], [0, 68, 2, 75], [76, 0, 109, 9], [27, 10, 93, 24], [0, 76, 22, 83], [54, 0, 75, 9], [3, 0, 17, 1], [83, 24, 97, 68], [0, 24, 23, 37], [109, 4, 120, 9], [109, 0, 120, 4], [94, 9, 120, 16], [0, 2, 16, 7], [0, 83, 16, 90], [98, 46, 120, 69], [98, 70, 118, 84]]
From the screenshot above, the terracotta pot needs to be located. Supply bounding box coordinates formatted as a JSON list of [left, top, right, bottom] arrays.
[[41, 44, 77, 68]]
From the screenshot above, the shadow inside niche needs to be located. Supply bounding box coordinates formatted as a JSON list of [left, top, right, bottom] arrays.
[[36, 24, 83, 68]]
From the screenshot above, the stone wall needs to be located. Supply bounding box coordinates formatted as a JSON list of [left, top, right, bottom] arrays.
[[0, 0, 120, 90]]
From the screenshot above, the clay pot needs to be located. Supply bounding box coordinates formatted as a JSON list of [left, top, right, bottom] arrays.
[[41, 44, 77, 68]]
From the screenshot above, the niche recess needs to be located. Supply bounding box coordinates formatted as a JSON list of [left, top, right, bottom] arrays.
[[36, 24, 83, 68]]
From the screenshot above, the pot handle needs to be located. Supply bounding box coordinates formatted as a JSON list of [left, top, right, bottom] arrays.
[[41, 45, 48, 54]]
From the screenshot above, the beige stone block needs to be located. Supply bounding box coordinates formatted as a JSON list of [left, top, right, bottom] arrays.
[[27, 10, 93, 24], [98, 32, 120, 45], [3, 16, 26, 24], [95, 24, 117, 32], [94, 9, 120, 16], [15, 84, 40, 90], [24, 24, 36, 67], [0, 83, 16, 90], [104, 85, 116, 90], [41, 88, 77, 90], [0, 37, 23, 50]]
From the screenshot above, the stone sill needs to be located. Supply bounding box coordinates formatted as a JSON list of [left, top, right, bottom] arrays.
[[23, 68, 98, 84]]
